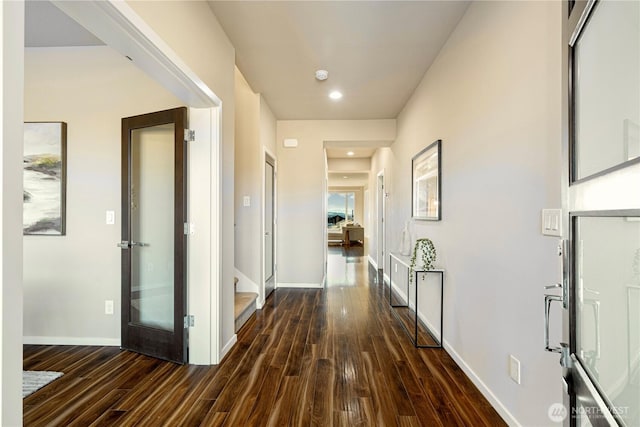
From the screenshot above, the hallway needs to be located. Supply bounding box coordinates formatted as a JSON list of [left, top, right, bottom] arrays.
[[23, 247, 504, 426]]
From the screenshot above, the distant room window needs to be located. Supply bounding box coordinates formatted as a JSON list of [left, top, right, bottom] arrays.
[[328, 192, 355, 226]]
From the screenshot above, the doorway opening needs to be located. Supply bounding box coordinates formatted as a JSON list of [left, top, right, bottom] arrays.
[[376, 171, 386, 273]]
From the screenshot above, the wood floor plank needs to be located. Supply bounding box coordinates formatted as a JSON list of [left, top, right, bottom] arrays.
[[266, 375, 300, 426], [311, 358, 334, 426], [23, 246, 506, 427]]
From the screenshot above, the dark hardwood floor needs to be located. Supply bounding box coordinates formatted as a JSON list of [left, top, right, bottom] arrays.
[[24, 246, 505, 426]]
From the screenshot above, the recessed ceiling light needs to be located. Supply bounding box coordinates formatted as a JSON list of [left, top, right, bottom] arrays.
[[347, 151, 355, 156], [343, 176, 348, 179], [329, 91, 343, 100]]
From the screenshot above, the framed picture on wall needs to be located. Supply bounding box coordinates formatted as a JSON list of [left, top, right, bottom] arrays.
[[23, 122, 67, 235], [412, 139, 441, 221]]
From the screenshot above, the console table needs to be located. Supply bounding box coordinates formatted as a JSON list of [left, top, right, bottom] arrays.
[[389, 252, 444, 348]]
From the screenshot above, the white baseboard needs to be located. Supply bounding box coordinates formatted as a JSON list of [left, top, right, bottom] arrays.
[[220, 334, 237, 361], [368, 255, 378, 270], [383, 273, 390, 286], [234, 268, 260, 294], [23, 336, 120, 346], [443, 341, 518, 426], [276, 282, 324, 289]]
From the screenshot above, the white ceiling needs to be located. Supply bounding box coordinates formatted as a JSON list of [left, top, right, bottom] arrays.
[[325, 147, 376, 159], [25, 1, 104, 47], [208, 1, 469, 120], [25, 1, 467, 163]]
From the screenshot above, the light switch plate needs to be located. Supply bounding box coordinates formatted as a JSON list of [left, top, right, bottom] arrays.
[[243, 196, 251, 207], [106, 210, 115, 225], [509, 355, 521, 384], [541, 209, 562, 237], [105, 300, 114, 315]]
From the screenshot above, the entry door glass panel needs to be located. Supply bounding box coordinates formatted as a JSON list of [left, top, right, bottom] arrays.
[[265, 161, 274, 281], [573, 0, 640, 181], [574, 215, 640, 426], [130, 123, 175, 331]]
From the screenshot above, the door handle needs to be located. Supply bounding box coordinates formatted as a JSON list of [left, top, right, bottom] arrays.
[[117, 241, 149, 248], [544, 283, 570, 367], [544, 290, 571, 368], [544, 292, 563, 353]]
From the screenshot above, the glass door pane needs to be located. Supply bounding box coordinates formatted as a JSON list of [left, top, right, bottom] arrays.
[[130, 123, 175, 331], [574, 215, 640, 426], [573, 0, 640, 181]]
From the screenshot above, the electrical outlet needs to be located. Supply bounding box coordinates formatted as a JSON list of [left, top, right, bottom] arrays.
[[105, 300, 114, 315], [509, 355, 521, 384]]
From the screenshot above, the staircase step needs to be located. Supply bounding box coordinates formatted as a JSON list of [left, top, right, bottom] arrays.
[[234, 292, 257, 332]]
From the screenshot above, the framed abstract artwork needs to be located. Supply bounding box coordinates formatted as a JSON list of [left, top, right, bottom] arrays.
[[412, 139, 441, 221], [23, 122, 67, 235]]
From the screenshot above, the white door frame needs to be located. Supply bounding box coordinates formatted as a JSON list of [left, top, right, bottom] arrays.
[[376, 170, 386, 271], [52, 0, 224, 365], [1, 1, 26, 423], [261, 147, 277, 307]]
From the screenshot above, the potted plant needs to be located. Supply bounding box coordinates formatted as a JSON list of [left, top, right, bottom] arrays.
[[409, 238, 436, 283]]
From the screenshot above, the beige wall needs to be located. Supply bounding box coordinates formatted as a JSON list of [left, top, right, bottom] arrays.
[[276, 120, 395, 286], [382, 2, 563, 424], [23, 46, 182, 343], [260, 96, 277, 155], [234, 68, 261, 292], [234, 68, 277, 305], [127, 0, 237, 349], [367, 147, 394, 270]]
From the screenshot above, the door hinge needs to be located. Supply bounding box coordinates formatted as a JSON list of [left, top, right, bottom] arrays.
[[184, 129, 195, 142], [184, 223, 195, 235], [184, 315, 194, 328]]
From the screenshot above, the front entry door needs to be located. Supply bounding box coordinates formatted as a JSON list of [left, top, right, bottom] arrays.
[[120, 107, 188, 364], [556, 1, 640, 425]]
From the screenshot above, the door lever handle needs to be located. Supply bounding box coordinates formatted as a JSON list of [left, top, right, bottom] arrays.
[[544, 294, 563, 353], [117, 241, 149, 248]]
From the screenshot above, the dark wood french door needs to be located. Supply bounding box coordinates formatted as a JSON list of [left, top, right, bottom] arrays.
[[120, 107, 187, 364]]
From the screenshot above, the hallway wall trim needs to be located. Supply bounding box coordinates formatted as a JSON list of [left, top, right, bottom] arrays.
[[220, 334, 237, 361], [276, 283, 324, 289], [24, 337, 120, 347], [367, 256, 378, 270], [444, 340, 517, 425]]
